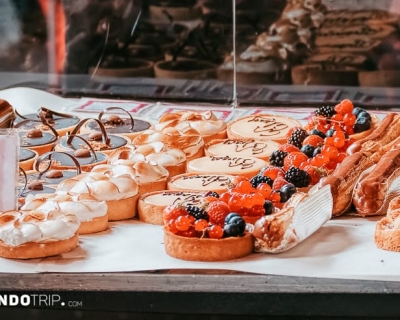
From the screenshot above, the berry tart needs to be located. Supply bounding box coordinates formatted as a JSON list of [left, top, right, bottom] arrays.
[[167, 173, 234, 194], [22, 193, 108, 235], [155, 111, 227, 143], [205, 138, 280, 162], [0, 208, 80, 259], [108, 143, 186, 178], [163, 200, 254, 262], [186, 155, 267, 179], [138, 190, 205, 225], [227, 114, 302, 144], [56, 165, 139, 221]]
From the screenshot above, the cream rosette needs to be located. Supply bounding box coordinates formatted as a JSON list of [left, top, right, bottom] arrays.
[[22, 193, 108, 234], [155, 111, 227, 143], [133, 126, 205, 161], [108, 142, 186, 177], [56, 167, 139, 221], [0, 209, 80, 259]]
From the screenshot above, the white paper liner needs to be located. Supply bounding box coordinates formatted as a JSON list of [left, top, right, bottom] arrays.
[[254, 185, 333, 253], [353, 165, 400, 217]]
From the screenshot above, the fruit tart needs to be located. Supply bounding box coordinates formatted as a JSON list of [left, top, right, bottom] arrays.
[[0, 208, 80, 259], [78, 107, 153, 141], [163, 200, 253, 262]]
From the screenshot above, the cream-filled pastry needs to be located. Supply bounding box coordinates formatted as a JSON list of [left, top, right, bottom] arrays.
[[22, 193, 108, 234], [205, 138, 280, 161], [56, 168, 139, 221], [187, 156, 267, 179], [108, 143, 186, 177], [156, 111, 227, 143], [0, 209, 80, 259]]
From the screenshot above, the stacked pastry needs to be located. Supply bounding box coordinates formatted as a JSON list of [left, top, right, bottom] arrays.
[[218, 0, 327, 84]]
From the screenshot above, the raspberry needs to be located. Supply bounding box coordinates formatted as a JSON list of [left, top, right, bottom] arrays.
[[287, 128, 309, 148], [250, 175, 273, 188], [315, 105, 336, 118], [206, 201, 231, 226], [279, 143, 300, 153], [262, 166, 285, 180], [269, 150, 288, 167], [272, 177, 289, 190], [283, 152, 308, 169], [186, 205, 209, 221], [284, 166, 311, 188]]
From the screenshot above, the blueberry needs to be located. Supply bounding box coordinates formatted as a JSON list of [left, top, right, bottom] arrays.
[[279, 183, 296, 203], [326, 129, 335, 137], [354, 117, 371, 133], [313, 147, 322, 157], [309, 129, 326, 139], [300, 144, 315, 158], [352, 107, 365, 117], [263, 200, 274, 215], [357, 111, 371, 121], [223, 214, 246, 237], [224, 224, 241, 237], [225, 212, 242, 224]]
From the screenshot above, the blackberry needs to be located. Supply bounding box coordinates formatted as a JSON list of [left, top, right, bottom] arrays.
[[250, 175, 273, 188], [186, 205, 209, 221], [287, 128, 309, 148], [315, 105, 336, 118], [204, 191, 219, 198], [269, 150, 288, 167], [284, 167, 311, 188]]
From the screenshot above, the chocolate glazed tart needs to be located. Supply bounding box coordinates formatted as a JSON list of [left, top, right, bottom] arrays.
[[14, 107, 80, 136], [19, 148, 39, 171], [79, 107, 152, 140]]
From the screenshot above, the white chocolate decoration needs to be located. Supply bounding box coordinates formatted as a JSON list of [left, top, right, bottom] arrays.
[[143, 191, 204, 207], [0, 209, 80, 246], [206, 139, 280, 159], [22, 193, 108, 222], [187, 156, 267, 176]]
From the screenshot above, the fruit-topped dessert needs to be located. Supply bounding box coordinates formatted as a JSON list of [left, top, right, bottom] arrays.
[[162, 197, 254, 261]]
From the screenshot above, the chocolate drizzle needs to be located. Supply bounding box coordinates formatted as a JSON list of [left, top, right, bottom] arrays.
[[210, 156, 256, 170], [222, 139, 268, 155], [160, 191, 203, 206], [181, 175, 231, 187], [248, 116, 288, 137]]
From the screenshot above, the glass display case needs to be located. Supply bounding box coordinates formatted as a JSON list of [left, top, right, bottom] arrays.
[[3, 1, 400, 319]]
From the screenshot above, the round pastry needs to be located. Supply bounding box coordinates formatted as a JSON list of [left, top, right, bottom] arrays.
[[0, 209, 80, 259], [167, 173, 233, 194], [108, 143, 186, 178], [154, 60, 217, 80], [55, 119, 130, 156], [133, 127, 205, 161], [17, 126, 58, 156], [34, 147, 108, 173], [138, 190, 205, 225], [14, 107, 80, 136], [155, 110, 227, 143], [164, 231, 253, 261], [205, 138, 280, 161], [19, 148, 38, 171], [227, 114, 302, 144], [187, 155, 267, 179], [94, 162, 169, 197], [79, 107, 153, 141], [56, 167, 139, 221], [22, 193, 108, 235]]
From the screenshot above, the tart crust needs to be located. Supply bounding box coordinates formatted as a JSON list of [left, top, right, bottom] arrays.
[[0, 234, 79, 259], [107, 194, 139, 221], [79, 215, 109, 234], [164, 231, 254, 261]]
